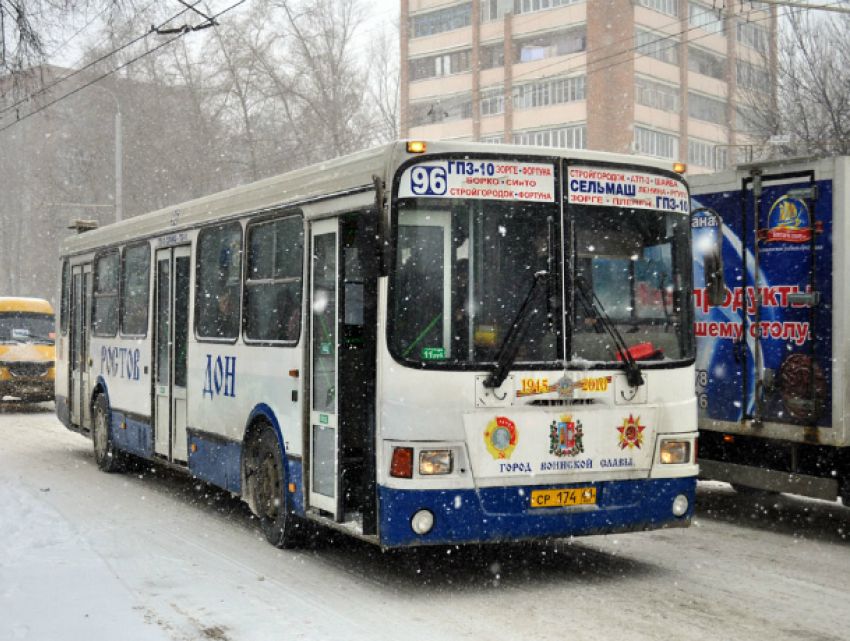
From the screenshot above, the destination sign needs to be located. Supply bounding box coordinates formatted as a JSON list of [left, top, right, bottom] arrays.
[[398, 160, 556, 202], [567, 166, 689, 213]]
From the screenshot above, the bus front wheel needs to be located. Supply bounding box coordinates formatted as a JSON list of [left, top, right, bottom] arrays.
[[92, 395, 124, 473], [252, 427, 303, 548]]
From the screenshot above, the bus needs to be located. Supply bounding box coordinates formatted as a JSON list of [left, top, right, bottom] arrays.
[[1, 297, 55, 403], [56, 140, 698, 548]]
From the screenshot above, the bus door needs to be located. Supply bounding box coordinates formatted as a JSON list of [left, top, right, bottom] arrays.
[[69, 263, 92, 428], [153, 246, 191, 463], [309, 219, 341, 519], [745, 170, 825, 426]]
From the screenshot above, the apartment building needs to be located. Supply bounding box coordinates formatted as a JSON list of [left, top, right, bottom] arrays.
[[400, 0, 777, 173]]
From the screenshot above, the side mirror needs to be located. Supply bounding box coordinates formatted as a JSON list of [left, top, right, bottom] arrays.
[[692, 208, 726, 307]]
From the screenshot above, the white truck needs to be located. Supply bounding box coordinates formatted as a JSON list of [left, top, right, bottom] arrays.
[[690, 156, 850, 505]]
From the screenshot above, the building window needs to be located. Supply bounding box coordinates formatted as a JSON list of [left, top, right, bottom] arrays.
[[482, 0, 511, 22], [512, 75, 586, 110], [736, 106, 758, 134], [93, 252, 119, 337], [410, 3, 472, 39], [688, 139, 719, 169], [637, 0, 678, 18], [120, 244, 150, 337], [410, 96, 474, 127], [196, 223, 243, 340], [514, 26, 586, 63], [689, 2, 725, 35], [635, 77, 680, 113], [688, 46, 726, 80], [514, 125, 586, 149], [635, 29, 680, 66], [736, 59, 771, 93], [481, 89, 505, 116], [409, 49, 472, 81], [688, 92, 727, 125], [736, 20, 769, 52], [482, 135, 505, 144], [245, 215, 303, 343], [513, 0, 583, 15], [634, 127, 678, 159], [481, 43, 506, 69], [716, 146, 729, 170]]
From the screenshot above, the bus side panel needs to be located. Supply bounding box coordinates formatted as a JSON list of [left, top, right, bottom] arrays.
[[110, 408, 154, 459], [188, 344, 304, 456], [187, 430, 242, 494], [91, 336, 152, 418]]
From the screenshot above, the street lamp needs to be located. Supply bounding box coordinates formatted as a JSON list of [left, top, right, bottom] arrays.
[[88, 83, 122, 223]]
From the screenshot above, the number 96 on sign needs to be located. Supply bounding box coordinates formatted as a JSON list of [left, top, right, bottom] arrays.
[[411, 166, 447, 196]]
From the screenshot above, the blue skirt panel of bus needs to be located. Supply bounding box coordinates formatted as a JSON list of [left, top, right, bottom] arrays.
[[110, 410, 154, 459], [187, 432, 242, 494], [286, 458, 305, 516], [56, 395, 71, 429], [377, 477, 696, 547]]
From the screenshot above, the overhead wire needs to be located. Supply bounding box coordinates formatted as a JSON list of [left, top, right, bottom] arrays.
[[0, 0, 248, 133], [0, 0, 213, 121]]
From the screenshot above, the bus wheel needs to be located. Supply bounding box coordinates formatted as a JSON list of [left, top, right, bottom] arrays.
[[92, 395, 124, 473], [253, 428, 302, 548]]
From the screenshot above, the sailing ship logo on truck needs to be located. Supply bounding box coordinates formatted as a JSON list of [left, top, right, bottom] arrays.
[[760, 196, 814, 243]]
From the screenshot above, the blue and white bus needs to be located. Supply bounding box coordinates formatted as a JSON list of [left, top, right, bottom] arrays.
[[56, 141, 698, 548]]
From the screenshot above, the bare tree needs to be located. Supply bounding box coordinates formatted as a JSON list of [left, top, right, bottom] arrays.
[[365, 22, 400, 143], [739, 10, 850, 159]]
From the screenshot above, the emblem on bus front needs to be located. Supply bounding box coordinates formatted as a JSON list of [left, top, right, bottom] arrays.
[[617, 415, 645, 450], [484, 416, 518, 460], [549, 415, 584, 458]]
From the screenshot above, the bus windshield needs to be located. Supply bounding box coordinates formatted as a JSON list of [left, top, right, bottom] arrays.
[[389, 196, 560, 366], [570, 205, 694, 362], [0, 312, 55, 344]]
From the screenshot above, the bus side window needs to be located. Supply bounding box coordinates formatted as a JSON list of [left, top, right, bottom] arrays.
[[60, 260, 70, 335], [196, 223, 243, 340], [120, 244, 151, 336], [244, 215, 303, 343], [92, 251, 119, 337]]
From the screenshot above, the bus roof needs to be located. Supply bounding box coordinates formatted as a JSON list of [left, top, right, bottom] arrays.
[[0, 297, 54, 314], [59, 140, 683, 256]]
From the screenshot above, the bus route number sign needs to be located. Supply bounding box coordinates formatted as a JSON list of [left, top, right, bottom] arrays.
[[567, 166, 688, 213], [399, 160, 556, 202]]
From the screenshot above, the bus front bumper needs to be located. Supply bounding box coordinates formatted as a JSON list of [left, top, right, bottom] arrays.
[[377, 476, 696, 548], [0, 378, 54, 402]]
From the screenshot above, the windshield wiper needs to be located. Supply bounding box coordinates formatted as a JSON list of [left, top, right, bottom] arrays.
[[484, 270, 550, 390], [574, 277, 644, 388]]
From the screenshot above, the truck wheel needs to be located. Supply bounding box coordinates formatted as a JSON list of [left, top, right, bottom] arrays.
[[252, 427, 304, 548], [92, 395, 124, 473]]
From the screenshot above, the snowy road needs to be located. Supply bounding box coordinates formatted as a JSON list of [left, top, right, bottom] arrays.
[[1, 406, 848, 641]]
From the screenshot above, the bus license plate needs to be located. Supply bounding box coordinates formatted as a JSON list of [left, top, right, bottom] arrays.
[[530, 487, 596, 508]]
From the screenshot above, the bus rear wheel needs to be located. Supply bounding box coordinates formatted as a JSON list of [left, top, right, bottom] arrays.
[[92, 395, 124, 473], [252, 427, 303, 548]]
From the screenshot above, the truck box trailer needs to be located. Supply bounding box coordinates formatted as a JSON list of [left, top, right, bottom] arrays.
[[689, 156, 850, 504]]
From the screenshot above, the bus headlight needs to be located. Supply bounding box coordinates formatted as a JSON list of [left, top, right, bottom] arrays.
[[411, 510, 434, 535], [672, 494, 690, 517], [660, 441, 690, 464], [419, 450, 453, 475]]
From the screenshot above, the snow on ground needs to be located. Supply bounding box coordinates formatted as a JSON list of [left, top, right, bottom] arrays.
[[2, 405, 849, 641]]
